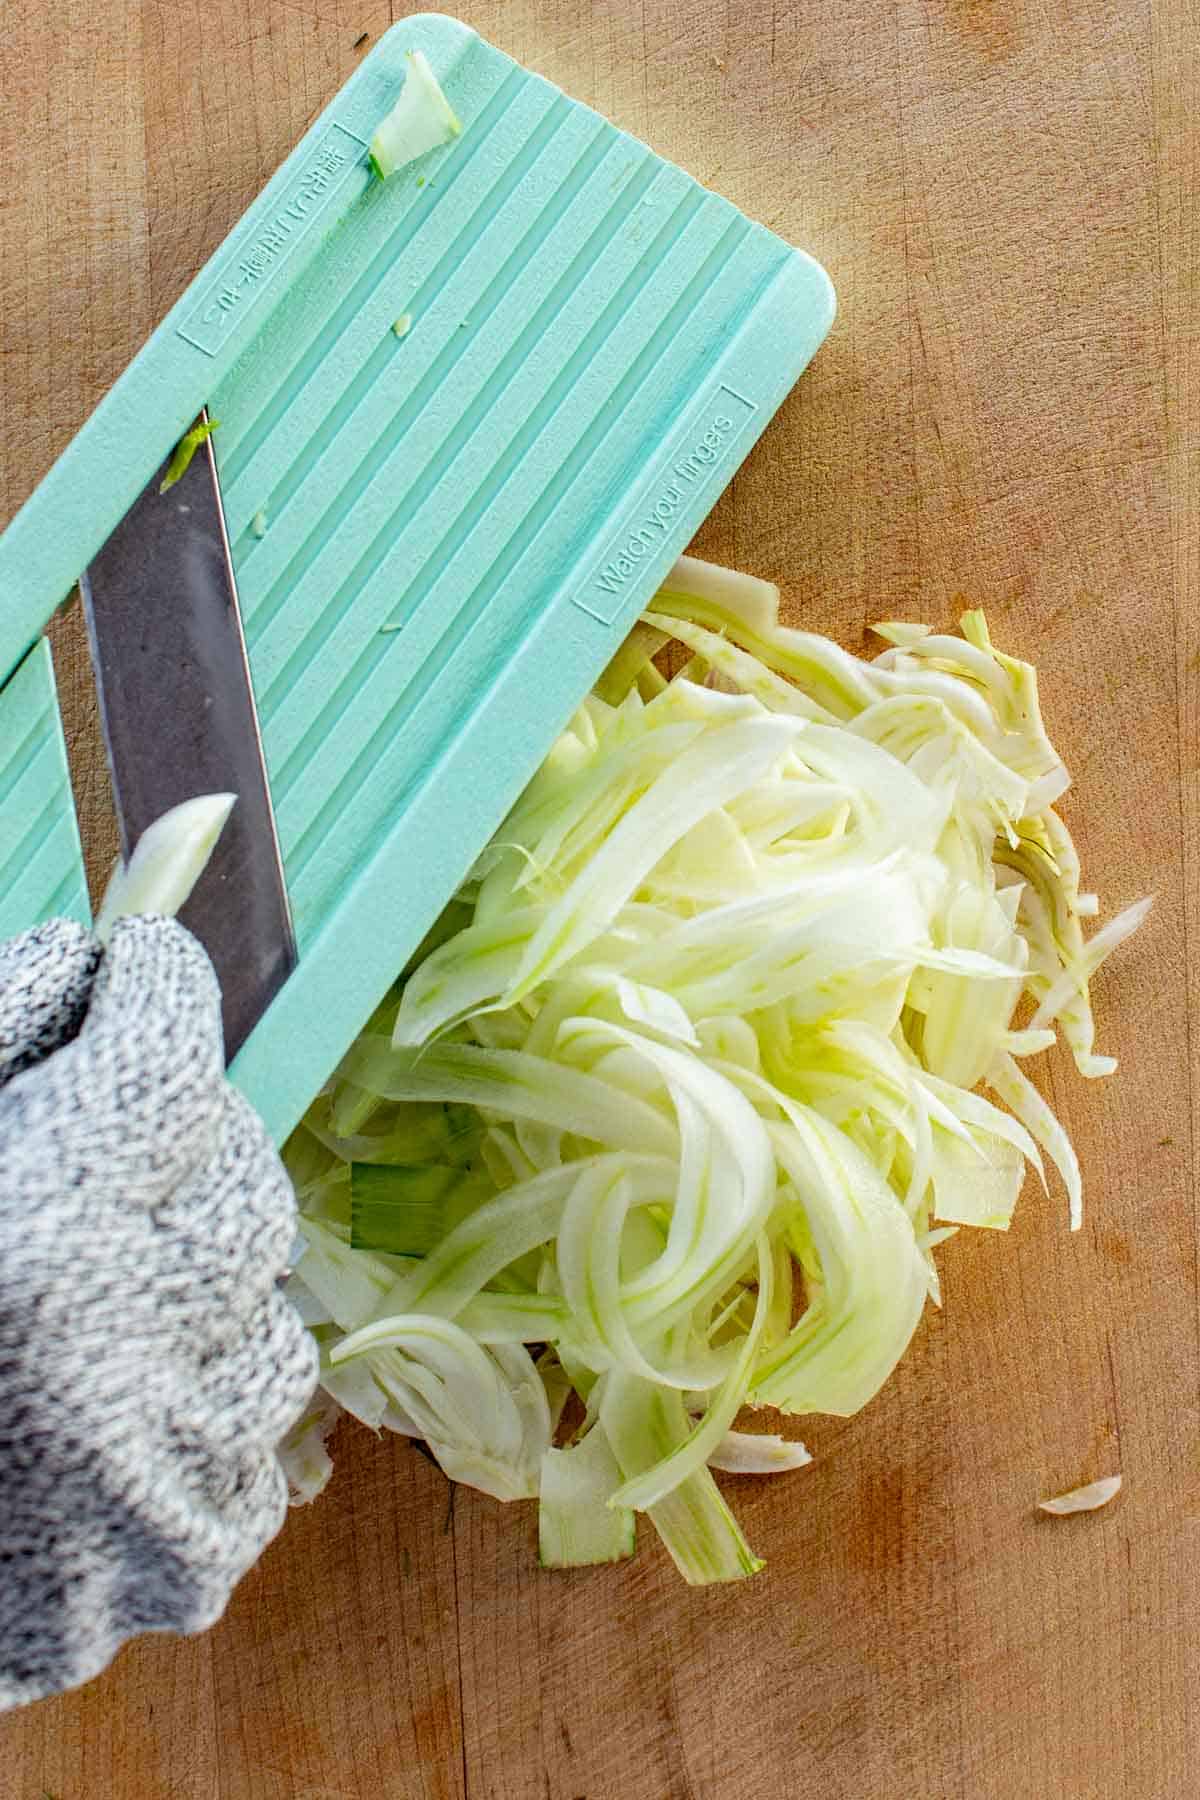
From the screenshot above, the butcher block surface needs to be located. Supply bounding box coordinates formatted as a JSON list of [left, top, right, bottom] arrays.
[[1, 1, 1197, 1794]]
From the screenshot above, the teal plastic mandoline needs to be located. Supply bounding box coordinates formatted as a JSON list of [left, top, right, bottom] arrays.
[[0, 14, 835, 1145]]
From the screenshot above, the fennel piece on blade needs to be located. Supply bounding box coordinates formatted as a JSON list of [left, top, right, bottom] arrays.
[[95, 793, 235, 944]]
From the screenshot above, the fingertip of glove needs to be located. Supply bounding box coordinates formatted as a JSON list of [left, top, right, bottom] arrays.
[[91, 917, 222, 1055], [104, 916, 219, 998], [66, 918, 225, 1174]]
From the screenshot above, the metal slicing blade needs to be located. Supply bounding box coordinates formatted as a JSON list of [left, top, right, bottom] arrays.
[[80, 414, 296, 1059]]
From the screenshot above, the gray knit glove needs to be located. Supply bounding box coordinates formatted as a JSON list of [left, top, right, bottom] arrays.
[[0, 916, 317, 1711]]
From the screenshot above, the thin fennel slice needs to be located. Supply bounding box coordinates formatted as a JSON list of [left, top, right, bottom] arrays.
[[539, 1426, 635, 1567], [600, 1372, 764, 1583]]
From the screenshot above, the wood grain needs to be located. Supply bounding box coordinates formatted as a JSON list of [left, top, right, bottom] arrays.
[[1, 1, 1195, 1794]]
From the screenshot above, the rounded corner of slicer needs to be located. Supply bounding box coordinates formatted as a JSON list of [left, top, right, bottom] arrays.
[[377, 13, 480, 60]]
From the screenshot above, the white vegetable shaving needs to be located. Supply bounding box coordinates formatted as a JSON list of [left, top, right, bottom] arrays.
[[369, 50, 461, 181], [708, 1432, 813, 1475], [1038, 1475, 1122, 1515]]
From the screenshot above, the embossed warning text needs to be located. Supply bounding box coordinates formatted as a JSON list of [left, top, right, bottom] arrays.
[[577, 385, 756, 625], [178, 124, 364, 357]]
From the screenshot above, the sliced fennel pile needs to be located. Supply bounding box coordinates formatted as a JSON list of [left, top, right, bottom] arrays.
[[281, 557, 1146, 1584]]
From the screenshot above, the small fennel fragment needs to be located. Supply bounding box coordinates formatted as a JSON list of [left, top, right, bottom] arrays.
[[160, 418, 219, 493], [1038, 1475, 1122, 1515], [369, 50, 461, 180]]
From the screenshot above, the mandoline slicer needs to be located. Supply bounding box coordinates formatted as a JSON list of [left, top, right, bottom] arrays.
[[0, 15, 835, 1147]]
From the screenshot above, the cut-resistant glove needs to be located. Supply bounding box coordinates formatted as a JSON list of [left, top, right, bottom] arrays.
[[0, 915, 317, 1711]]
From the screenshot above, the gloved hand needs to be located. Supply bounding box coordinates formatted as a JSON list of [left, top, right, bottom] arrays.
[[0, 916, 317, 1711]]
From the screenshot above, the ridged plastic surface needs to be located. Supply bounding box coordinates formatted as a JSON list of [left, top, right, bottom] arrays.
[[0, 16, 834, 1142], [213, 37, 806, 955], [0, 640, 88, 944]]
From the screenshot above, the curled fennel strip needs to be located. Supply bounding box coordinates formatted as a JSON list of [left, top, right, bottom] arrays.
[[280, 559, 1145, 1580]]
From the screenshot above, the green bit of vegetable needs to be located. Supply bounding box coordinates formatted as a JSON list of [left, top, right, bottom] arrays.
[[369, 50, 461, 181], [160, 417, 219, 493], [283, 558, 1147, 1584], [351, 1158, 488, 1255]]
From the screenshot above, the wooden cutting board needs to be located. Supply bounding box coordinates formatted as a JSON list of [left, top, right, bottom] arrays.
[[2, 2, 1196, 1794]]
